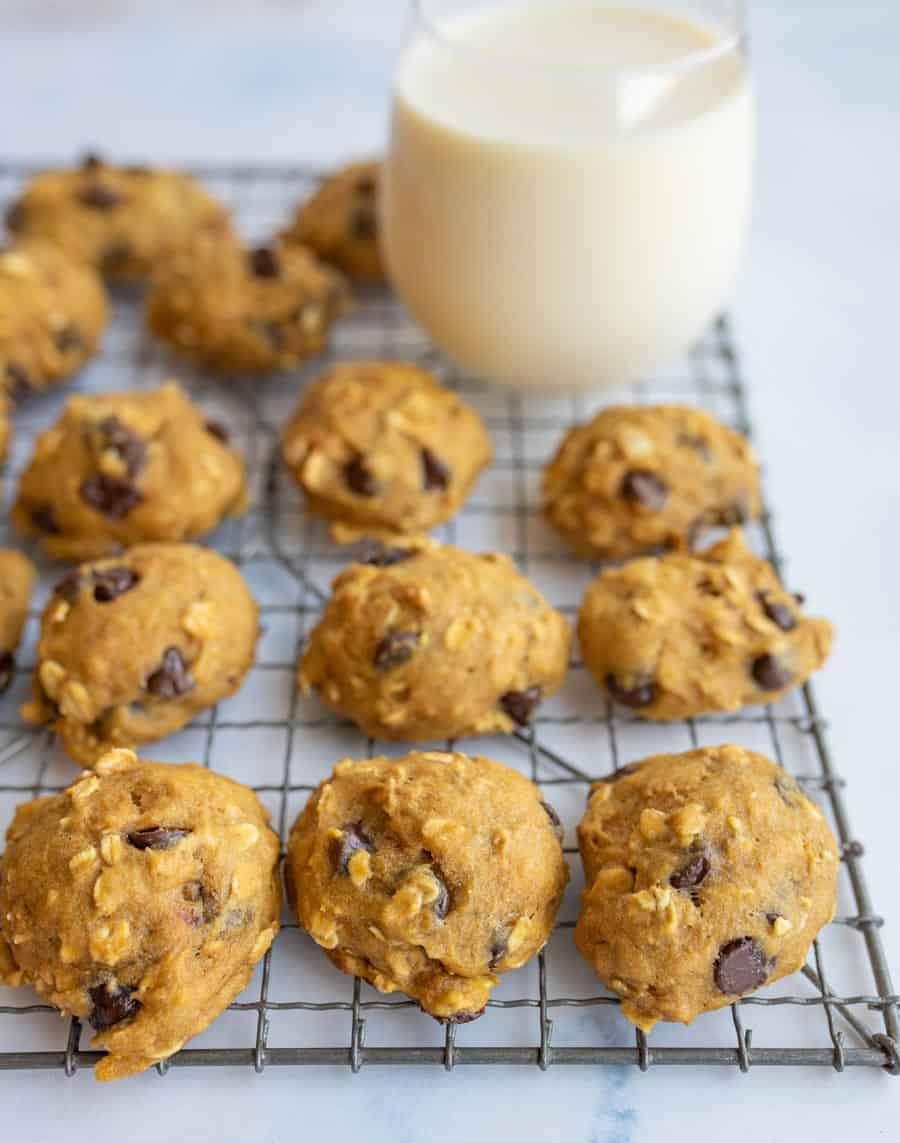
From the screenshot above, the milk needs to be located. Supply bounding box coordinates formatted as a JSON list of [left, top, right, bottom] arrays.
[[381, 2, 753, 392]]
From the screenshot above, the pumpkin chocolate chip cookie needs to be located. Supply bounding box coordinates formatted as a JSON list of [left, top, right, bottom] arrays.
[[0, 240, 108, 400], [12, 380, 246, 560], [21, 543, 258, 765], [543, 404, 761, 559], [286, 750, 567, 1021], [577, 530, 832, 719], [145, 232, 348, 373], [281, 361, 492, 542], [0, 549, 36, 695], [281, 161, 384, 282], [5, 154, 231, 280], [575, 744, 839, 1031], [298, 539, 571, 741], [0, 749, 280, 1080]]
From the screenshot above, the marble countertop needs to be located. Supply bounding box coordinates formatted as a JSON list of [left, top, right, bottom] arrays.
[[1, 2, 898, 1139]]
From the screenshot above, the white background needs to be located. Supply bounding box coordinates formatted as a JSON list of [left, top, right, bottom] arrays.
[[0, 1, 898, 1138]]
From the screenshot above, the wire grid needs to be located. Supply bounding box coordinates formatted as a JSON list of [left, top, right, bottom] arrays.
[[0, 161, 897, 1078]]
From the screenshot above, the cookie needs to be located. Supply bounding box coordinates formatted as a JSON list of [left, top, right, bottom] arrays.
[[575, 744, 839, 1030], [12, 380, 247, 560], [577, 530, 832, 720], [281, 161, 383, 282], [0, 240, 108, 400], [287, 750, 567, 1020], [281, 361, 492, 542], [145, 233, 348, 373], [0, 748, 280, 1080], [299, 539, 571, 741], [5, 154, 231, 280], [0, 549, 36, 695], [543, 404, 761, 559], [21, 543, 258, 765]]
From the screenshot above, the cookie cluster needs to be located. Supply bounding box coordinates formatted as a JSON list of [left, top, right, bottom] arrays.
[[0, 156, 840, 1079]]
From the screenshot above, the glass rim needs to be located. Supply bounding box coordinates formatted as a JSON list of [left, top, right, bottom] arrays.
[[412, 1, 748, 79]]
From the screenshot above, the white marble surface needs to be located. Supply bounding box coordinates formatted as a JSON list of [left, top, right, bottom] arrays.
[[1, 1, 899, 1138]]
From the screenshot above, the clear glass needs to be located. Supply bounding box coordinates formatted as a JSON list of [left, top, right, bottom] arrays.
[[380, 0, 753, 393]]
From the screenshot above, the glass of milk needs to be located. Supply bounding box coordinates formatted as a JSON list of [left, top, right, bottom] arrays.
[[381, 0, 752, 392]]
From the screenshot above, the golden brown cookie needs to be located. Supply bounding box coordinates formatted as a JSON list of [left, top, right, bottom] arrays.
[[577, 530, 832, 719], [575, 745, 839, 1031], [22, 543, 258, 765], [0, 240, 108, 400], [145, 233, 348, 374], [287, 750, 567, 1020], [0, 549, 36, 695], [281, 361, 492, 542], [0, 748, 280, 1080], [299, 539, 571, 741], [12, 380, 247, 560], [543, 404, 761, 559], [5, 154, 231, 280], [281, 161, 383, 282]]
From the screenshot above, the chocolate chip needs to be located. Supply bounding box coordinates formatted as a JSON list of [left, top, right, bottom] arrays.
[[606, 673, 656, 709], [88, 415, 147, 478], [489, 934, 508, 969], [620, 469, 668, 510], [53, 570, 82, 603], [100, 241, 133, 273], [349, 201, 377, 241], [373, 631, 418, 671], [88, 981, 140, 1030], [145, 647, 194, 699], [765, 912, 782, 926], [5, 362, 32, 401], [5, 200, 25, 232], [355, 172, 377, 198], [670, 852, 710, 892], [541, 801, 564, 842], [757, 592, 796, 632], [181, 881, 220, 925], [54, 325, 82, 355], [0, 651, 14, 695], [92, 566, 139, 603], [204, 419, 229, 444], [78, 183, 122, 210], [751, 653, 792, 692], [127, 826, 192, 851], [500, 687, 542, 727], [333, 823, 373, 875], [356, 540, 415, 567], [421, 447, 451, 492], [344, 455, 378, 497], [793, 592, 806, 606], [442, 1008, 485, 1025], [81, 152, 103, 171], [714, 937, 769, 995], [718, 497, 749, 526], [431, 870, 450, 920], [29, 502, 59, 534], [248, 246, 280, 278], [80, 473, 142, 519]]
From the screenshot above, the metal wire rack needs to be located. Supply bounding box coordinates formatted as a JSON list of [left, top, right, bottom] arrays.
[[0, 160, 897, 1077]]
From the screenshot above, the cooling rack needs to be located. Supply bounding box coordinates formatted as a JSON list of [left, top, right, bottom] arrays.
[[0, 161, 896, 1077]]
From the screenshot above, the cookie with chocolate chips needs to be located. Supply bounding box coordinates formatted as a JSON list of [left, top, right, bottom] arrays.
[[286, 750, 567, 1021], [12, 381, 246, 560], [145, 232, 348, 373], [577, 529, 833, 720], [542, 404, 761, 559], [281, 361, 492, 542], [0, 240, 108, 400], [21, 543, 258, 765], [298, 539, 570, 741], [5, 154, 231, 280], [280, 160, 384, 282], [0, 749, 280, 1080], [575, 744, 839, 1030], [0, 549, 36, 696]]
